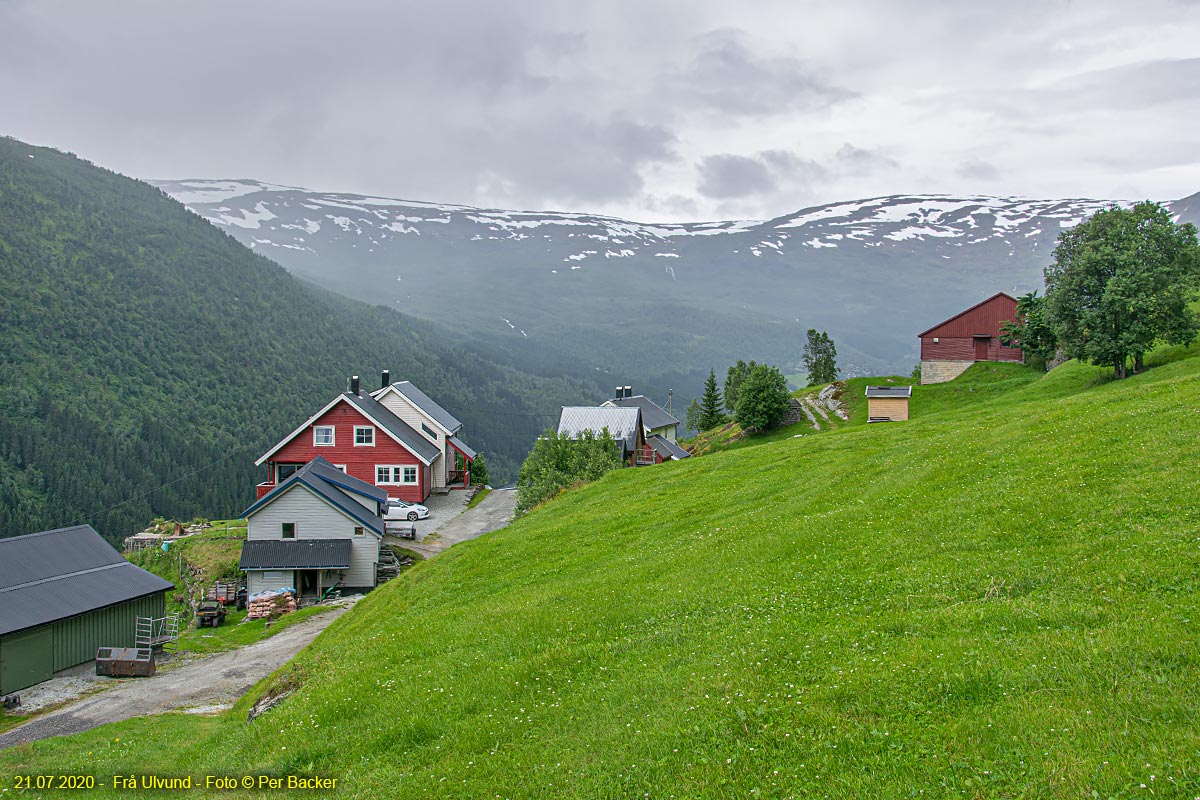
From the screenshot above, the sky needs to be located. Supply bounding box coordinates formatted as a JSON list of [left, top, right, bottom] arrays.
[[2, 1, 1198, 222]]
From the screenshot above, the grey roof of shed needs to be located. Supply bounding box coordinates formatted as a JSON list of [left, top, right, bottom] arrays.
[[342, 391, 442, 464], [241, 457, 385, 536], [0, 525, 174, 637], [378, 381, 462, 434], [647, 434, 692, 460], [557, 406, 642, 452], [239, 539, 352, 570], [864, 385, 913, 398], [602, 395, 679, 432]]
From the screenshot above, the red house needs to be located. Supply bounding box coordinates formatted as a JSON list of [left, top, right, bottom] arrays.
[[255, 375, 472, 503], [918, 292, 1024, 384]]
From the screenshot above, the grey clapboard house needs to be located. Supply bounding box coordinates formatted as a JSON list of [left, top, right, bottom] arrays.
[[239, 456, 387, 600], [0, 525, 173, 694]]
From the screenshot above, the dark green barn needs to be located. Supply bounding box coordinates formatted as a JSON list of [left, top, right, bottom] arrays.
[[0, 525, 174, 695]]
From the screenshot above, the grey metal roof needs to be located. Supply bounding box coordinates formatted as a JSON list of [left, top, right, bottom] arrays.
[[864, 385, 913, 398], [0, 525, 174, 637], [342, 392, 441, 464], [448, 435, 476, 460], [603, 395, 679, 432], [241, 457, 386, 536], [239, 539, 352, 570], [557, 406, 642, 453], [647, 434, 691, 460], [305, 456, 388, 504], [385, 381, 462, 434]]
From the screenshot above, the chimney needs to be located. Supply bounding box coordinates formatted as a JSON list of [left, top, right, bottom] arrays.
[[624, 385, 632, 399], [381, 369, 391, 389], [615, 385, 622, 399], [350, 375, 361, 396]]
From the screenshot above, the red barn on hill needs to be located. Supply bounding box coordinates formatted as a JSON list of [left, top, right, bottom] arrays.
[[918, 292, 1024, 384]]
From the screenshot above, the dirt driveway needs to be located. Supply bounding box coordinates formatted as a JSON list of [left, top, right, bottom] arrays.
[[396, 489, 516, 558], [0, 603, 352, 750]]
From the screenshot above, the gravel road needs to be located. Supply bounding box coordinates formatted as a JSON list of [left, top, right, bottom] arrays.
[[0, 603, 352, 750], [397, 489, 516, 558]]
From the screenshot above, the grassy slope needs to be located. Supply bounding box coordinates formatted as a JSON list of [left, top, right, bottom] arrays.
[[4, 351, 1200, 797]]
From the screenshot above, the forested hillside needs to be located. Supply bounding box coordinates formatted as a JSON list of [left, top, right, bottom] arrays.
[[0, 137, 595, 541]]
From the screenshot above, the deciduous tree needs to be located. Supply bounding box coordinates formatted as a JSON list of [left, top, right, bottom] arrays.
[[801, 329, 839, 385], [1044, 202, 1200, 378], [734, 363, 791, 433]]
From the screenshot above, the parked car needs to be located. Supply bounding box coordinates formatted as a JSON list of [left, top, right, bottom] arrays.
[[384, 498, 429, 521]]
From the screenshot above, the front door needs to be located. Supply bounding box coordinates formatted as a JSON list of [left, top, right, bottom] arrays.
[[299, 570, 319, 598], [974, 337, 990, 360]]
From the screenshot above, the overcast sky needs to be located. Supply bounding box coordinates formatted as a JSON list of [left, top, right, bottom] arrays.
[[2, 1, 1198, 221]]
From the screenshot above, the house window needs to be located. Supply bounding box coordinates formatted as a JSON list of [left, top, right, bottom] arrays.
[[377, 465, 419, 485], [420, 422, 438, 440], [282, 522, 296, 539], [354, 526, 364, 536], [313, 426, 335, 446], [354, 426, 375, 446]]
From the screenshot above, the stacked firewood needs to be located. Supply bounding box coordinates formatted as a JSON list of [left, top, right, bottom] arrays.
[[376, 547, 414, 583], [246, 588, 297, 619]]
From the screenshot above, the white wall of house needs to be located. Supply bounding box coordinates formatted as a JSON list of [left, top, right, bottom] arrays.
[[247, 484, 381, 589], [649, 424, 678, 443], [377, 392, 452, 488]]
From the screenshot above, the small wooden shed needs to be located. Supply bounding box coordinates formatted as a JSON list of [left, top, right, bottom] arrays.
[[865, 385, 912, 422]]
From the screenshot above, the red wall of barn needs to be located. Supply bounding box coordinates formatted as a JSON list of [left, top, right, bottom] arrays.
[[919, 294, 1023, 362], [268, 402, 428, 502]]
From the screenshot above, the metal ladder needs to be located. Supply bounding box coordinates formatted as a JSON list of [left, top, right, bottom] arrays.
[[133, 617, 155, 662]]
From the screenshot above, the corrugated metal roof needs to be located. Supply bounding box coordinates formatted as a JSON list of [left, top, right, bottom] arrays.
[[239, 539, 352, 570], [603, 395, 679, 432], [864, 385, 913, 398], [557, 406, 642, 452], [647, 434, 692, 460], [305, 456, 388, 504], [241, 457, 386, 535], [383, 381, 463, 434], [448, 435, 476, 460], [0, 526, 174, 637], [342, 392, 441, 464]]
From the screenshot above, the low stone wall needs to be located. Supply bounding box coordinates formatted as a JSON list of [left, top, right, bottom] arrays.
[[920, 360, 974, 385]]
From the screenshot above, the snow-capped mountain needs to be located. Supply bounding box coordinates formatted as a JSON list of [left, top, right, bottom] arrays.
[[150, 178, 1195, 384]]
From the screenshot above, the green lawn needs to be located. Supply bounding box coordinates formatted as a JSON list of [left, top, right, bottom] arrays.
[[174, 605, 336, 655], [4, 352, 1200, 797]]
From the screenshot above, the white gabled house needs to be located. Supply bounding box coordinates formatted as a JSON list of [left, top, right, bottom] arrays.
[[239, 456, 387, 599], [371, 374, 477, 492]]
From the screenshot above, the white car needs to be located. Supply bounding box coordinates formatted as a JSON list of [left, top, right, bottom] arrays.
[[384, 498, 429, 521]]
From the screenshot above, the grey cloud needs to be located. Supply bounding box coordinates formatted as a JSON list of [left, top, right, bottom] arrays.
[[1044, 58, 1200, 111], [665, 28, 855, 117], [957, 159, 1001, 182], [698, 154, 775, 198], [835, 144, 898, 175]]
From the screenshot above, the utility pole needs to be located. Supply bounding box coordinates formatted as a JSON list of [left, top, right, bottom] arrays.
[[668, 389, 673, 415]]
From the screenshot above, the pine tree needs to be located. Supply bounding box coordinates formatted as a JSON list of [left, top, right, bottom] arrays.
[[699, 369, 727, 430]]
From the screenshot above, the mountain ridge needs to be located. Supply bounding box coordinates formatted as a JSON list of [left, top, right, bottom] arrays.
[[152, 178, 1199, 389]]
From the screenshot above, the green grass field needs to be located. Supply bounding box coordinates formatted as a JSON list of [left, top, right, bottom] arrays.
[[3, 350, 1199, 797]]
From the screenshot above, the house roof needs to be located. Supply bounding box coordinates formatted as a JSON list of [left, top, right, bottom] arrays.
[[448, 435, 476, 460], [917, 292, 1019, 338], [241, 457, 386, 536], [647, 434, 691, 460], [255, 391, 440, 467], [373, 380, 462, 434], [602, 395, 679, 432], [342, 391, 441, 464], [864, 385, 913, 398], [239, 539, 352, 571], [304, 456, 388, 504], [0, 525, 174, 637], [557, 406, 643, 452]]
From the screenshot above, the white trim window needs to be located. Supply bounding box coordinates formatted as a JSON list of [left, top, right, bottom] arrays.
[[354, 426, 375, 446], [313, 426, 335, 447], [377, 465, 419, 485], [333, 464, 347, 473]]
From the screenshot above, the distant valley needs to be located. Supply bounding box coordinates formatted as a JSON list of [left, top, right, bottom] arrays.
[[153, 179, 1200, 394]]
